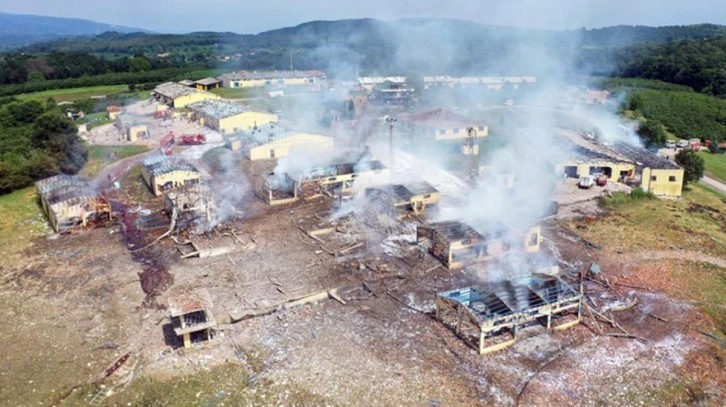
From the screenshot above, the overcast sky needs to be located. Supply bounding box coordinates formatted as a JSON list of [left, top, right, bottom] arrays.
[[1, 0, 725, 33]]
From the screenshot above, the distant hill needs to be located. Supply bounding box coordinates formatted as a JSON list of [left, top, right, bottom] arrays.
[[4, 18, 726, 86], [0, 11, 150, 49]]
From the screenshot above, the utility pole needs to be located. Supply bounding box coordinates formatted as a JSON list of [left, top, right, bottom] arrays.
[[385, 115, 397, 166]]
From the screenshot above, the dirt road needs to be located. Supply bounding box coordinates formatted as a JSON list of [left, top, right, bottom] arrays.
[[701, 175, 726, 194]]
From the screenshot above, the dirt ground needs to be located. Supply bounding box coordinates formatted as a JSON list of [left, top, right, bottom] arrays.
[[0, 100, 724, 406]]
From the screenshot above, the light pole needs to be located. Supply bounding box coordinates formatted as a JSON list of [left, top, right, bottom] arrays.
[[385, 115, 397, 166]]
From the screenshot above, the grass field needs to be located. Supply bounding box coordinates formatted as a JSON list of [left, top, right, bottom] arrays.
[[81, 145, 151, 178], [14, 85, 130, 102], [699, 150, 726, 183], [0, 187, 48, 251]]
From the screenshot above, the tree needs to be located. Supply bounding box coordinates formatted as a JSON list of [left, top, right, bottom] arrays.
[[674, 149, 705, 185], [637, 119, 667, 148]]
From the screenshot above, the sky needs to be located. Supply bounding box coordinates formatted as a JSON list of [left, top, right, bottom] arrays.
[[1, 0, 725, 34]]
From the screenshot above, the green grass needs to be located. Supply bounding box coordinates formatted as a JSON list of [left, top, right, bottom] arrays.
[[14, 85, 129, 102], [0, 187, 48, 250], [698, 150, 726, 183], [81, 145, 151, 178], [82, 111, 113, 129], [602, 187, 656, 206]]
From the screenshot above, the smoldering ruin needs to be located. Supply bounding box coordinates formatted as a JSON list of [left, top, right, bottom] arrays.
[[15, 16, 721, 407]]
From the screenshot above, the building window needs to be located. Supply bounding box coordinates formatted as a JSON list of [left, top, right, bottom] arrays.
[[453, 128, 460, 134], [529, 233, 538, 246], [651, 176, 657, 181], [478, 126, 485, 131], [438, 129, 445, 135], [668, 176, 676, 182]]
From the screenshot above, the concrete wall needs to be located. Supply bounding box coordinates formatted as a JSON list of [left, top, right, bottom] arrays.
[[641, 168, 683, 197], [127, 124, 148, 142], [247, 133, 333, 161], [430, 125, 488, 141], [218, 112, 277, 134], [142, 169, 201, 196], [557, 162, 636, 180]]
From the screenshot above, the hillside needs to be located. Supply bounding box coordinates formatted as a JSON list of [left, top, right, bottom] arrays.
[[10, 19, 725, 78], [0, 11, 150, 49]]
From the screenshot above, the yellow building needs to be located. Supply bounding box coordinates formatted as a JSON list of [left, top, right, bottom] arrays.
[[558, 139, 684, 197], [218, 70, 327, 89], [242, 123, 333, 160], [187, 100, 277, 135], [115, 114, 149, 142], [141, 155, 201, 196], [194, 77, 221, 91], [399, 109, 488, 142], [35, 175, 112, 233], [153, 82, 220, 108]]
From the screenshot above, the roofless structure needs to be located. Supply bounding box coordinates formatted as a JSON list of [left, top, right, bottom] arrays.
[[436, 276, 582, 354]]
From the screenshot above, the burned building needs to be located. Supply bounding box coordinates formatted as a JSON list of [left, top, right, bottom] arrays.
[[416, 221, 541, 269], [168, 289, 217, 348], [141, 155, 201, 196], [435, 275, 582, 354], [115, 114, 148, 142], [259, 160, 390, 205], [163, 183, 218, 231], [35, 175, 112, 233], [366, 181, 440, 215]]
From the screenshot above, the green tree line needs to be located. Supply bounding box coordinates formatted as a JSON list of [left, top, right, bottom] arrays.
[[0, 99, 87, 193]]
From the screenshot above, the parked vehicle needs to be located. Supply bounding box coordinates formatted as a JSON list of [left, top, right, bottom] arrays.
[[594, 173, 608, 186], [578, 175, 595, 189], [665, 140, 676, 148], [177, 134, 206, 145], [676, 139, 689, 148]]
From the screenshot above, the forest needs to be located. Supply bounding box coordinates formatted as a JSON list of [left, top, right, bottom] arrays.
[[0, 99, 87, 193]]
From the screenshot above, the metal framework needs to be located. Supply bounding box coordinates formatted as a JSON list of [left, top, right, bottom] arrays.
[[435, 276, 582, 354]]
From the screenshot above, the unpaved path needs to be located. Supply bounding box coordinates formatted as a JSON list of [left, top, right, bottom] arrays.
[[625, 249, 726, 269]]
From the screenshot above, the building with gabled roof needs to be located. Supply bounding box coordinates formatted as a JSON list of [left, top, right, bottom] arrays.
[[187, 99, 277, 134], [153, 82, 220, 108], [217, 70, 326, 89], [141, 155, 201, 196], [398, 109, 488, 144], [240, 123, 334, 160], [194, 77, 221, 91], [35, 174, 112, 233]]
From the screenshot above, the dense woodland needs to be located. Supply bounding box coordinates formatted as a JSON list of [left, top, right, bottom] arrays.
[[0, 99, 86, 193]]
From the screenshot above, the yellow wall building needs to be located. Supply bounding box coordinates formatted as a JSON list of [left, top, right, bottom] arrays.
[[242, 124, 333, 160], [399, 109, 489, 142], [218, 70, 327, 89], [141, 155, 202, 196], [641, 168, 683, 196], [153, 82, 220, 108], [187, 100, 277, 135]]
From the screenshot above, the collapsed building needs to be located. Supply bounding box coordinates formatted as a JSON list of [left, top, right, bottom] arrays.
[[141, 155, 201, 196], [163, 183, 218, 231], [168, 289, 217, 348], [35, 174, 112, 233], [115, 114, 148, 142], [365, 181, 440, 215], [259, 160, 389, 205], [435, 275, 582, 354], [416, 221, 541, 269]]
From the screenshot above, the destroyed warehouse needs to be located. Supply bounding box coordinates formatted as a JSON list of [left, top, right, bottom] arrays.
[[142, 155, 201, 196], [417, 221, 541, 269], [35, 174, 112, 233]]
